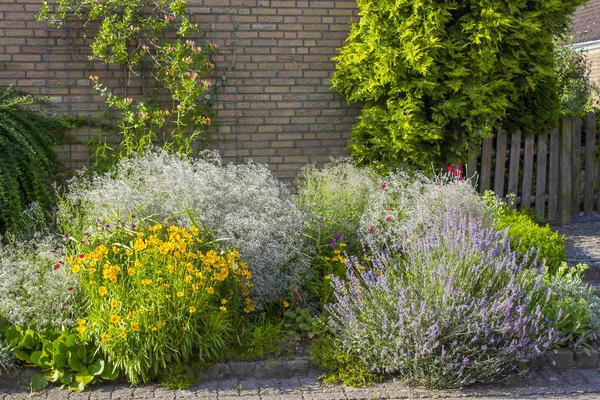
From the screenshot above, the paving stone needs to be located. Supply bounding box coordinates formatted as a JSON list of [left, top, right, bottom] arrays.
[[558, 369, 591, 385], [174, 389, 198, 399], [216, 379, 240, 397], [261, 395, 304, 400], [237, 378, 260, 396], [303, 392, 346, 400], [576, 350, 599, 369]]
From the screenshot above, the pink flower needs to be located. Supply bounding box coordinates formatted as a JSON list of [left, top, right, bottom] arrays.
[[381, 183, 387, 189], [459, 176, 464, 181], [447, 166, 453, 171], [386, 216, 392, 222], [456, 164, 462, 170], [435, 182, 441, 186], [50, 249, 57, 254], [54, 264, 60, 270], [452, 171, 458, 177], [369, 226, 374, 232]]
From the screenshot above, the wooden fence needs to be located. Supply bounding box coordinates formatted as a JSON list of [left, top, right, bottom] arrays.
[[467, 112, 599, 226]]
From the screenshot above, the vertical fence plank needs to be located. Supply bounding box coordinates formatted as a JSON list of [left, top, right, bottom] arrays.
[[521, 134, 535, 208], [467, 147, 479, 186], [559, 118, 572, 226], [571, 117, 582, 215], [548, 128, 560, 221], [584, 112, 596, 216], [494, 129, 507, 198], [535, 134, 548, 219], [479, 137, 493, 193], [508, 130, 521, 206]]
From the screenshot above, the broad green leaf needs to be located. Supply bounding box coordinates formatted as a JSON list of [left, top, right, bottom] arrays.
[[69, 353, 86, 372], [44, 368, 64, 382], [60, 371, 74, 384], [88, 358, 105, 376], [30, 373, 48, 392]]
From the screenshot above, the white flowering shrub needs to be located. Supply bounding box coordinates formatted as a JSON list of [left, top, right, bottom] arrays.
[[360, 170, 494, 254], [57, 149, 310, 308], [0, 234, 80, 330]]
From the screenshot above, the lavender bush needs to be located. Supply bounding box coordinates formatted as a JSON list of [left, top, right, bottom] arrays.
[[56, 149, 309, 308], [327, 211, 557, 388]]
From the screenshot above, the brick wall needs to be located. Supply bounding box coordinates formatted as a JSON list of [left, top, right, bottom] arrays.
[[0, 0, 360, 181]]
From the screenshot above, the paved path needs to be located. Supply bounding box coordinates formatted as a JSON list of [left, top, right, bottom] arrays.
[[2, 216, 600, 400], [1, 368, 600, 399], [553, 215, 600, 288]]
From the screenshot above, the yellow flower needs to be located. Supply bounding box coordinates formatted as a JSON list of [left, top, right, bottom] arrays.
[[112, 246, 120, 254], [133, 239, 147, 252], [141, 279, 152, 285], [101, 333, 109, 342], [130, 322, 139, 331], [110, 300, 119, 308], [192, 283, 199, 291], [339, 243, 347, 248], [189, 306, 196, 313], [125, 250, 133, 257], [324, 275, 331, 280], [333, 249, 341, 255], [98, 286, 108, 296], [89, 280, 97, 285], [283, 300, 289, 308], [77, 319, 86, 325], [244, 298, 255, 313], [184, 275, 193, 283], [88, 267, 97, 274], [205, 287, 214, 295], [120, 332, 127, 339], [165, 294, 172, 299], [149, 224, 162, 232], [71, 264, 81, 273], [177, 291, 184, 297], [75, 325, 86, 334], [189, 226, 199, 236], [134, 261, 143, 269], [221, 299, 227, 305], [110, 315, 121, 324], [136, 231, 145, 238], [128, 268, 135, 276], [219, 306, 227, 312]]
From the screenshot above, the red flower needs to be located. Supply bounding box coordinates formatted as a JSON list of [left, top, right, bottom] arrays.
[[67, 286, 73, 291], [369, 226, 374, 232], [386, 216, 392, 222], [53, 264, 60, 270], [50, 250, 57, 254], [381, 183, 387, 189], [447, 166, 453, 171]]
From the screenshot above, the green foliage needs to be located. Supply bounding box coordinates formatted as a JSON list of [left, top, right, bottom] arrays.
[[234, 315, 285, 361], [282, 306, 327, 342], [544, 263, 600, 350], [0, 88, 72, 233], [332, 0, 588, 170], [4, 324, 118, 392], [309, 335, 381, 387], [555, 39, 598, 117], [157, 362, 201, 390], [38, 0, 223, 168], [491, 203, 566, 275]]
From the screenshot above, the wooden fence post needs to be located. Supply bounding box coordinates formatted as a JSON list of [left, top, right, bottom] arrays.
[[494, 129, 507, 198], [548, 127, 560, 221], [535, 134, 548, 219], [479, 137, 493, 193], [584, 112, 596, 216], [521, 134, 535, 208], [559, 118, 572, 226], [508, 130, 521, 207], [571, 117, 582, 215]]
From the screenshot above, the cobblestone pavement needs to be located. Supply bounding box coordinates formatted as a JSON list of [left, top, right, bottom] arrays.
[[2, 217, 600, 400], [1, 368, 600, 400], [553, 215, 600, 288]]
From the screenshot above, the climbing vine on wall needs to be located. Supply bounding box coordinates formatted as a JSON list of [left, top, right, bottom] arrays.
[[38, 0, 225, 167]]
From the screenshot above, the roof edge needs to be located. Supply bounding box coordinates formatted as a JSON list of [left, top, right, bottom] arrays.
[[573, 39, 600, 50]]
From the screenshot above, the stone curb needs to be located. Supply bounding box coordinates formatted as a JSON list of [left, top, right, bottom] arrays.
[[1, 349, 597, 390]]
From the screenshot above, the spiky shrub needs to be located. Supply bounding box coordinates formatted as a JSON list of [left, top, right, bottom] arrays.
[[326, 211, 557, 389], [57, 149, 308, 308], [0, 88, 72, 233], [71, 222, 253, 383], [0, 338, 16, 376], [0, 234, 80, 330]]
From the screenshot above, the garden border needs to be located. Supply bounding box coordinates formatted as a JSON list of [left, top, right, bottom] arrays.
[[1, 349, 599, 390]]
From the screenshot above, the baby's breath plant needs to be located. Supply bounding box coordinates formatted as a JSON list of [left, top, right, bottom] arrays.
[[0, 234, 80, 330], [360, 167, 494, 255], [326, 211, 557, 389], [57, 149, 309, 308], [70, 222, 253, 383]]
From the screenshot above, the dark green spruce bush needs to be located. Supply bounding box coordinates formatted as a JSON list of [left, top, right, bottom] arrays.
[[0, 88, 74, 233]]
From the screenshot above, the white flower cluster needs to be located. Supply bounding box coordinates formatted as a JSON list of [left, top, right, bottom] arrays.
[[0, 234, 79, 330], [57, 149, 310, 308]]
